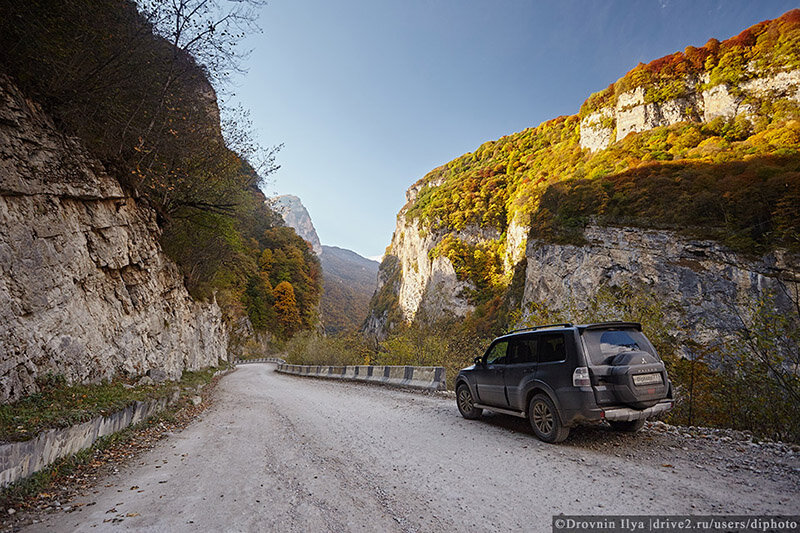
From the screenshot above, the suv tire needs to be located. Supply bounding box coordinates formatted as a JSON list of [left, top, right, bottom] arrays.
[[528, 394, 570, 443], [456, 384, 482, 419], [609, 418, 646, 433]]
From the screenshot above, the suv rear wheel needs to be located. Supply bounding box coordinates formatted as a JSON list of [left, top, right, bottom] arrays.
[[456, 384, 482, 419], [608, 418, 646, 433], [528, 394, 570, 443]]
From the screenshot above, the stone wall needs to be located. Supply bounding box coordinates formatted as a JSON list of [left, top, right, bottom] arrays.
[[0, 75, 228, 403]]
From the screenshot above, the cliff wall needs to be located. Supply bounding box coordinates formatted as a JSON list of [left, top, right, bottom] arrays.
[[580, 70, 800, 152], [0, 76, 228, 403], [523, 226, 799, 344]]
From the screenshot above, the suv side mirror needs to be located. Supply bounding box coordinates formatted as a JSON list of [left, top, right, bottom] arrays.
[[473, 356, 483, 366]]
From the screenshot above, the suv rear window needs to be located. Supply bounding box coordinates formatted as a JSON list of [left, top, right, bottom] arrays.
[[581, 329, 657, 365]]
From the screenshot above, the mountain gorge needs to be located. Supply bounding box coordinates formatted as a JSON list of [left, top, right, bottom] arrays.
[[272, 195, 378, 334], [366, 10, 800, 346]]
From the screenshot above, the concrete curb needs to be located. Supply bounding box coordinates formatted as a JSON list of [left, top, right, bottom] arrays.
[[0, 391, 180, 488], [275, 363, 446, 391]]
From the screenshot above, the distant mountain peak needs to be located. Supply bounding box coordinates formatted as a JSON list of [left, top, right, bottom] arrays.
[[269, 196, 380, 334], [272, 194, 322, 256]]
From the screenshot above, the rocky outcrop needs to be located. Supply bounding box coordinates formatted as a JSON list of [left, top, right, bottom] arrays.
[[504, 215, 529, 273], [523, 225, 799, 345], [394, 218, 490, 324], [0, 75, 228, 403], [365, 208, 486, 334], [580, 69, 800, 151], [273, 194, 322, 256]]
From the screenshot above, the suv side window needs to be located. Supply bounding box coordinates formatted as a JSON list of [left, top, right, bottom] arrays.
[[485, 341, 509, 365], [508, 338, 537, 364], [538, 333, 566, 363]]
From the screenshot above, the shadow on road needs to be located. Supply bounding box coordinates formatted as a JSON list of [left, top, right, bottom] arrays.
[[470, 411, 649, 451]]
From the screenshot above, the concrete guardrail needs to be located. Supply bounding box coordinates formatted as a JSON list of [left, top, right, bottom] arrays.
[[235, 357, 286, 365], [0, 391, 180, 488], [276, 363, 446, 391]]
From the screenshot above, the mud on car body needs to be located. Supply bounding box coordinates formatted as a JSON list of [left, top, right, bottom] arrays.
[[455, 322, 673, 443]]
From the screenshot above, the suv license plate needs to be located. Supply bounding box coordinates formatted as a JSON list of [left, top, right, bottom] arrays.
[[633, 373, 662, 386]]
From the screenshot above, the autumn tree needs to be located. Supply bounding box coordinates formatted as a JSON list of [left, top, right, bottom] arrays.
[[273, 281, 301, 338]]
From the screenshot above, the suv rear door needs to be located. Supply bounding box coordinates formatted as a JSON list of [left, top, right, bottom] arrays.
[[534, 331, 570, 397], [503, 336, 538, 411]]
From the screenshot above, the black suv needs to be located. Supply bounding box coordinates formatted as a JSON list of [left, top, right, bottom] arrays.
[[455, 322, 673, 443]]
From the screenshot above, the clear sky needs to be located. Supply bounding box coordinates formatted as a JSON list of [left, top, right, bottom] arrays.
[[228, 0, 798, 259]]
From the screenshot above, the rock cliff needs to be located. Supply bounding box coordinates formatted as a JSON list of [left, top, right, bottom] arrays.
[[580, 70, 800, 152], [273, 195, 322, 256], [364, 207, 493, 336], [523, 226, 799, 345], [0, 75, 228, 403]]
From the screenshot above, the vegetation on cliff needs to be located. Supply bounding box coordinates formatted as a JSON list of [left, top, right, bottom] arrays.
[[405, 12, 800, 287], [0, 0, 321, 339], [580, 9, 800, 116], [408, 111, 800, 264]]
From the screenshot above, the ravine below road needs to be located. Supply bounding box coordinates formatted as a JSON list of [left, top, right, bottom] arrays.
[[21, 364, 800, 532]]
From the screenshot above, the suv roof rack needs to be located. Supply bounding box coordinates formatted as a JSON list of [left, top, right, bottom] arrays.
[[506, 323, 574, 335], [580, 321, 642, 331]]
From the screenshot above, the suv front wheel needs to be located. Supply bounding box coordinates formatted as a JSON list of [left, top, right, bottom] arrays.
[[528, 394, 570, 443], [456, 384, 482, 419]]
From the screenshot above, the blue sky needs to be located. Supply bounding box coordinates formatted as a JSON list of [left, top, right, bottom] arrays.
[[228, 0, 798, 259]]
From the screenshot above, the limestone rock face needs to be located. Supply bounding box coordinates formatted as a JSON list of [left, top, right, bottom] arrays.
[[393, 219, 474, 323], [364, 211, 476, 335], [0, 75, 228, 403], [523, 225, 799, 346], [504, 216, 530, 273], [579, 109, 615, 153], [579, 69, 800, 151]]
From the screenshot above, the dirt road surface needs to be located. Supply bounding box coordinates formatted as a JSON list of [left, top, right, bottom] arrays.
[[23, 364, 800, 532]]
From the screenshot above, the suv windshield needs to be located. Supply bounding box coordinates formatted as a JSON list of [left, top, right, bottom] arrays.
[[581, 328, 657, 365]]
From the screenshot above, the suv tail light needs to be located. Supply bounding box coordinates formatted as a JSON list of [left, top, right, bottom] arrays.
[[573, 366, 591, 387]]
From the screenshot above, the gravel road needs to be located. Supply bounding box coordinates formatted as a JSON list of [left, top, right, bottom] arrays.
[[24, 364, 800, 532]]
